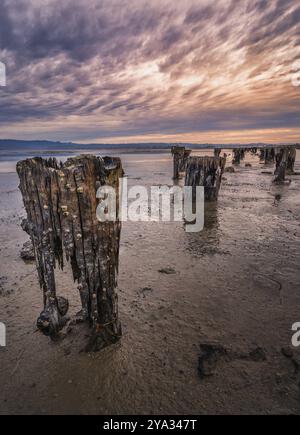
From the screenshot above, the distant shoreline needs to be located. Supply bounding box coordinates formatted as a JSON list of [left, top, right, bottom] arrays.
[[0, 139, 299, 152]]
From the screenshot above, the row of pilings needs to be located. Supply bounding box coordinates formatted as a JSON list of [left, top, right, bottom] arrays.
[[232, 146, 297, 181], [171, 145, 298, 200], [16, 146, 298, 352]]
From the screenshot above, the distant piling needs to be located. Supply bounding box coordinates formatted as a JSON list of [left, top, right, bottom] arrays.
[[185, 156, 226, 201], [171, 146, 191, 179]]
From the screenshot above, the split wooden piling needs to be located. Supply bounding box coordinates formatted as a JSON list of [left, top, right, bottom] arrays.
[[185, 156, 226, 201], [17, 155, 123, 352], [171, 146, 191, 179]]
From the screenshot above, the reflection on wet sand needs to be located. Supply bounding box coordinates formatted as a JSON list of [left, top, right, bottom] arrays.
[[183, 202, 222, 257]]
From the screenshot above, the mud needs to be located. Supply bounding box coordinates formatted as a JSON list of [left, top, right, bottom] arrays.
[[0, 149, 300, 415]]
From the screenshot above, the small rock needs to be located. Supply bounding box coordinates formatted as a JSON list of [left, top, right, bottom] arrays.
[[198, 343, 227, 379], [225, 166, 235, 173], [20, 240, 35, 262], [248, 347, 266, 362], [281, 347, 294, 359], [158, 267, 176, 275], [245, 163, 252, 167]]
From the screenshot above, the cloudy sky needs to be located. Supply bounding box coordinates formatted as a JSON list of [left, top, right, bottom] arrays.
[[0, 0, 299, 144]]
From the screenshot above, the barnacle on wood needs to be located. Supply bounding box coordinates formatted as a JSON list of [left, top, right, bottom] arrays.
[[17, 155, 124, 352]]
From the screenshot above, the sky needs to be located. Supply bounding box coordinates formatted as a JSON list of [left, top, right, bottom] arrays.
[[0, 0, 300, 144]]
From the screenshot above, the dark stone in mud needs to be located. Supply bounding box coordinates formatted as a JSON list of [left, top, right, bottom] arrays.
[[248, 347, 266, 362], [198, 344, 227, 379], [20, 240, 35, 262], [281, 347, 294, 359], [158, 267, 176, 275], [225, 166, 235, 173], [245, 163, 252, 168], [36, 296, 69, 337]]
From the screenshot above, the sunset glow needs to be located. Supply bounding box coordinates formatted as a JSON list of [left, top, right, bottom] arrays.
[[0, 0, 300, 144]]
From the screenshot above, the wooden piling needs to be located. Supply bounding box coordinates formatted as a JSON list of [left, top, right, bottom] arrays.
[[286, 146, 296, 175], [17, 155, 123, 352], [171, 146, 191, 179], [232, 149, 245, 165], [185, 156, 226, 201], [273, 148, 288, 183]]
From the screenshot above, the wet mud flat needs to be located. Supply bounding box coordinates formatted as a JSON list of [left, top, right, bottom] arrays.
[[0, 150, 300, 415]]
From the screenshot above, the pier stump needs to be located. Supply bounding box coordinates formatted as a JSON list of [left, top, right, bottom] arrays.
[[171, 146, 191, 179], [273, 148, 288, 183], [232, 149, 245, 165], [185, 156, 226, 201], [286, 146, 296, 175], [17, 155, 123, 352], [262, 148, 275, 164]]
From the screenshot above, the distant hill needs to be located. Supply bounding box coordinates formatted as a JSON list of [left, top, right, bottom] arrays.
[[0, 139, 299, 151]]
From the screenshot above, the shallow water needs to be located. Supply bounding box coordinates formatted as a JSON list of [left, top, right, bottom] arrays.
[[0, 149, 300, 414]]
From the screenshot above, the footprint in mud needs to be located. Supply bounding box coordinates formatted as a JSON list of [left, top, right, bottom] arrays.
[[281, 347, 300, 376], [0, 276, 13, 297], [252, 273, 283, 303], [137, 287, 153, 298], [198, 343, 267, 379]]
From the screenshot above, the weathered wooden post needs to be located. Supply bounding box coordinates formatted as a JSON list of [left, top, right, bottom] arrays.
[[286, 146, 296, 175], [273, 148, 288, 183], [17, 155, 123, 352], [171, 146, 191, 179], [185, 156, 226, 201], [264, 147, 275, 164], [232, 149, 245, 165]]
